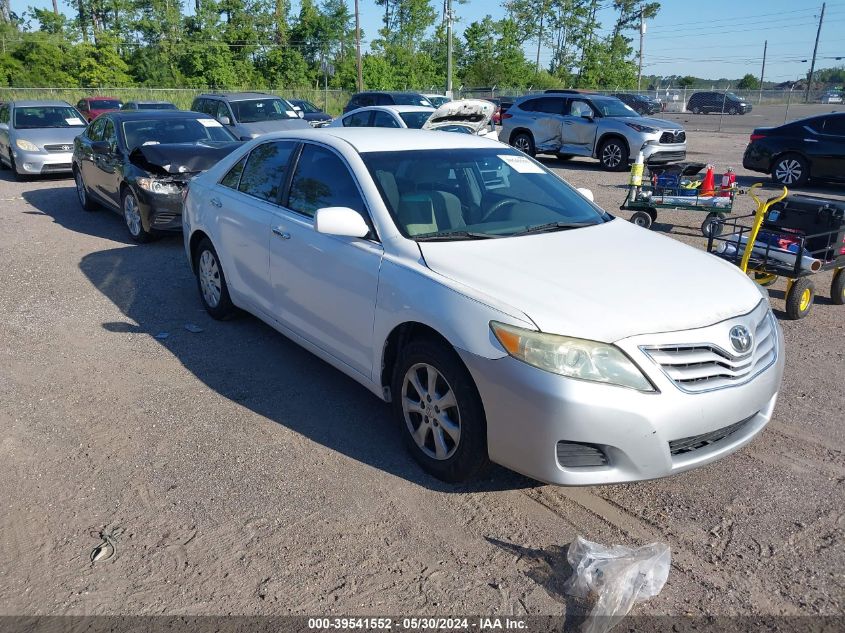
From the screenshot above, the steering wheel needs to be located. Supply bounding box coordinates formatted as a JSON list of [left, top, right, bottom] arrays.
[[480, 198, 519, 223]]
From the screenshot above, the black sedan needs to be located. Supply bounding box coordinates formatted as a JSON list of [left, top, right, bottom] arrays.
[[611, 93, 662, 115], [743, 112, 845, 186], [72, 110, 241, 242], [288, 99, 333, 127]]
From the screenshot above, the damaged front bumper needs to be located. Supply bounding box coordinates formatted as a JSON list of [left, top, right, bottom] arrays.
[[134, 178, 190, 232]]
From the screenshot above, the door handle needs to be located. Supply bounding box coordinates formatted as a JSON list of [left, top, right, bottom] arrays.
[[272, 227, 291, 239], [210, 197, 222, 208]]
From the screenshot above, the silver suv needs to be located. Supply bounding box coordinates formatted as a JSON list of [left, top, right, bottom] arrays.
[[191, 92, 310, 140], [499, 92, 686, 171]]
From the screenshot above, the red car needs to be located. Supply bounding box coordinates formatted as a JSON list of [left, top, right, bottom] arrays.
[[75, 96, 123, 122]]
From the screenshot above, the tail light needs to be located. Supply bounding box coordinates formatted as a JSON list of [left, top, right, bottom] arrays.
[[501, 112, 513, 120], [749, 133, 766, 142]]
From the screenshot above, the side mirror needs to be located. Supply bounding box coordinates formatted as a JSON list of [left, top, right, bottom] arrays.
[[581, 111, 594, 121], [314, 207, 370, 238], [218, 115, 231, 126], [576, 187, 594, 202], [91, 141, 111, 154]]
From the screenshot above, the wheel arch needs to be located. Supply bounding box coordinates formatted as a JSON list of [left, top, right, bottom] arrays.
[[508, 127, 534, 145], [188, 229, 212, 272], [595, 132, 630, 159], [380, 321, 463, 400], [769, 150, 811, 175]]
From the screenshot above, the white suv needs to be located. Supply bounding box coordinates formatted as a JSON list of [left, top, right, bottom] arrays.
[[182, 128, 784, 485]]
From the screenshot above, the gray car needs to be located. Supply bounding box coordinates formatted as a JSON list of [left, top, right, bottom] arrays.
[[190, 92, 310, 140], [0, 100, 87, 178], [499, 92, 686, 171]]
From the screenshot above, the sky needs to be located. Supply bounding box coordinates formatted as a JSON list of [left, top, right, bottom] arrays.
[[14, 0, 845, 83]]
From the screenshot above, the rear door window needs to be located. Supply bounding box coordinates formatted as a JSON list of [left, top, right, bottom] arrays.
[[237, 141, 297, 203], [822, 115, 845, 136], [535, 98, 566, 115], [287, 144, 367, 219], [372, 111, 401, 128], [343, 111, 372, 127]]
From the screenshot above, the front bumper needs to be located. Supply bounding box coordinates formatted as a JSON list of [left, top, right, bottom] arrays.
[[459, 310, 785, 486], [12, 149, 74, 175], [135, 188, 184, 232], [642, 143, 686, 164]]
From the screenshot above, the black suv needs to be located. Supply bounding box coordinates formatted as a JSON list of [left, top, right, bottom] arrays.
[[686, 91, 752, 115], [343, 91, 433, 113], [611, 93, 662, 115]]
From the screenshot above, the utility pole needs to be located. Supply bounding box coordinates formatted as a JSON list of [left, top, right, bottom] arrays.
[[445, 0, 453, 98], [637, 6, 645, 92], [805, 2, 825, 103], [758, 40, 767, 104], [354, 0, 363, 92]]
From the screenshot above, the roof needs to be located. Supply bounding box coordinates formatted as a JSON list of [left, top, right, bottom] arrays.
[[353, 91, 427, 96], [10, 100, 73, 107], [347, 105, 435, 115], [196, 92, 275, 101], [127, 100, 175, 105], [103, 110, 214, 122], [258, 127, 504, 153], [79, 96, 121, 101]]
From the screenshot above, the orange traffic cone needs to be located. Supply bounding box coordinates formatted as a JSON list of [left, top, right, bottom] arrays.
[[700, 164, 715, 196]]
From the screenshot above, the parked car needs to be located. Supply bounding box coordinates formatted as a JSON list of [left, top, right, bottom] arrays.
[[287, 99, 333, 127], [331, 105, 435, 130], [743, 112, 845, 186], [343, 91, 434, 113], [611, 92, 662, 115], [423, 94, 452, 107], [0, 100, 87, 178], [72, 110, 241, 241], [191, 92, 310, 140], [686, 91, 752, 115], [499, 93, 686, 170], [122, 100, 178, 111], [182, 127, 784, 485], [76, 96, 123, 122], [817, 91, 843, 104], [422, 99, 498, 139], [490, 98, 514, 125]]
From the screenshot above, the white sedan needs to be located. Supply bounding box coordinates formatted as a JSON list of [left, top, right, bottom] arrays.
[[331, 105, 435, 130], [182, 128, 784, 485]]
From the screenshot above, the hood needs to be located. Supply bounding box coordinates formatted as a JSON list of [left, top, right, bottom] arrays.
[[423, 99, 495, 134], [238, 119, 312, 135], [418, 219, 762, 343], [129, 141, 243, 175], [89, 108, 120, 118], [632, 116, 683, 129], [15, 127, 84, 148]]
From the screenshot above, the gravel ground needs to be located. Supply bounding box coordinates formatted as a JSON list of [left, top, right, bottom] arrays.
[[0, 129, 843, 622]]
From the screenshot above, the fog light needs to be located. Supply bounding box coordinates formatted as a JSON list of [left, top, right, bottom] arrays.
[[556, 442, 608, 468], [23, 163, 35, 171]]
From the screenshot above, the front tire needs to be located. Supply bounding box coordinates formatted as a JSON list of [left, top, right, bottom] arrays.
[[194, 238, 237, 320], [391, 337, 489, 483], [122, 189, 154, 242], [511, 131, 536, 157], [599, 138, 628, 171], [772, 153, 809, 187], [691, 106, 701, 114]]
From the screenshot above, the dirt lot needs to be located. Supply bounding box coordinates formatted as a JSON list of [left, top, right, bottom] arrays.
[[0, 128, 843, 624]]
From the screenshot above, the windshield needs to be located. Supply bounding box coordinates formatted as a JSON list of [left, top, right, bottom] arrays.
[[295, 100, 321, 113], [137, 102, 177, 110], [594, 99, 638, 117], [392, 93, 434, 107], [399, 111, 433, 129], [90, 100, 122, 110], [230, 98, 296, 123], [363, 148, 609, 240], [13, 106, 87, 129], [122, 117, 237, 151]]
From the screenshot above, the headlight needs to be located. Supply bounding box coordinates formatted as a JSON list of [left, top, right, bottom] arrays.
[[15, 139, 39, 151], [136, 177, 182, 195], [490, 321, 654, 391], [625, 122, 658, 134]]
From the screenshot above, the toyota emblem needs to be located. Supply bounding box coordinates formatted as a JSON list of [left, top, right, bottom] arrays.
[[729, 325, 753, 354], [61, 145, 72, 151]]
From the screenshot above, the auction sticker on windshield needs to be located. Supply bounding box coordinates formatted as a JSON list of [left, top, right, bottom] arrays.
[[198, 119, 223, 127], [65, 117, 85, 125], [499, 154, 544, 174]]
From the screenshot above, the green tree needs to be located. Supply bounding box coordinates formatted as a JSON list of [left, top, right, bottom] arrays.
[[736, 73, 760, 89], [677, 75, 696, 88]]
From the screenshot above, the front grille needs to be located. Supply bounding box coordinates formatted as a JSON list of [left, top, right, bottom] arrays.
[[43, 144, 75, 153], [556, 442, 608, 468], [642, 306, 777, 393], [40, 163, 72, 172], [669, 415, 756, 456], [659, 130, 686, 144]]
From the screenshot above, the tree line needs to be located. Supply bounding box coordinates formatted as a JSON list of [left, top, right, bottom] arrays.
[[0, 0, 660, 91]]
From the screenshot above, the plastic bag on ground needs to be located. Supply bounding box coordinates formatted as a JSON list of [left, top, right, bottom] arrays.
[[563, 535, 671, 633]]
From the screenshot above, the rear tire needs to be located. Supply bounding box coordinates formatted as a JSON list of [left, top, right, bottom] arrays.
[[772, 153, 809, 187], [785, 278, 815, 320], [74, 167, 97, 212], [555, 153, 574, 161], [194, 238, 237, 320], [599, 138, 629, 171], [831, 269, 845, 305], [511, 131, 535, 157], [391, 337, 489, 483], [691, 106, 701, 114]]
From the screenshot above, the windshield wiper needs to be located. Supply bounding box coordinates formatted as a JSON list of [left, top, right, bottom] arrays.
[[414, 230, 502, 242], [510, 221, 595, 236]]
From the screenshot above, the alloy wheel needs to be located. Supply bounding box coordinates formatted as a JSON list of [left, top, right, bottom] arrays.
[[75, 172, 87, 206], [774, 159, 802, 185], [514, 136, 531, 153], [198, 250, 222, 308], [123, 193, 142, 236], [401, 362, 461, 461], [602, 143, 623, 168]]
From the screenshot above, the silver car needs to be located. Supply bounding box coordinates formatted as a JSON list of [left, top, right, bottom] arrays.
[[499, 92, 686, 171], [0, 100, 87, 178]]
